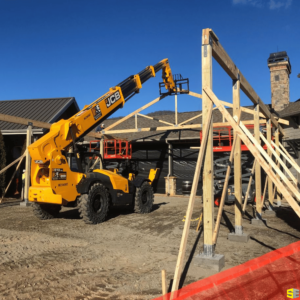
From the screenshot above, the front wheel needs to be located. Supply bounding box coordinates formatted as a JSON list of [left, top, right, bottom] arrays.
[[134, 181, 154, 214], [78, 183, 109, 224], [32, 203, 61, 220]]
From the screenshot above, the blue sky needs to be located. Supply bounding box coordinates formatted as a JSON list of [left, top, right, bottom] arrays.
[[0, 0, 299, 118]]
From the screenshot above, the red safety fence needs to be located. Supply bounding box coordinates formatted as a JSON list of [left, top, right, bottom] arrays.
[[154, 241, 300, 300]]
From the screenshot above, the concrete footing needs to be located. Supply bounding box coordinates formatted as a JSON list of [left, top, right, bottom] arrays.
[[20, 201, 31, 207], [228, 232, 250, 243], [251, 218, 267, 226], [194, 253, 225, 271]]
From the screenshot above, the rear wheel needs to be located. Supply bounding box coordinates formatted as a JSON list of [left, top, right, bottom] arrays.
[[78, 183, 109, 224], [134, 181, 154, 214], [32, 203, 61, 220]]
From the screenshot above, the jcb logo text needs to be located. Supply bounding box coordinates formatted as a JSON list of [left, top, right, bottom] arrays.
[[105, 91, 121, 108]]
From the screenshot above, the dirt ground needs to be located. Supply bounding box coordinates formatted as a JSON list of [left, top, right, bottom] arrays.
[[0, 195, 299, 300]]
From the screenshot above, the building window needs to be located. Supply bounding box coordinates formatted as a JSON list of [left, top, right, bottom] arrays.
[[275, 75, 280, 81]]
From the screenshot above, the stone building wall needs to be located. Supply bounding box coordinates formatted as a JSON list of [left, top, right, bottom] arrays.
[[268, 61, 291, 111]]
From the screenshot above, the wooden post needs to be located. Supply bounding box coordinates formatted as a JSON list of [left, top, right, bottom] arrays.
[[261, 176, 268, 207], [196, 209, 203, 232], [203, 87, 300, 218], [171, 104, 213, 294], [297, 153, 300, 191], [240, 123, 300, 202], [212, 109, 241, 245], [233, 75, 242, 235], [202, 28, 214, 257], [175, 93, 178, 125], [2, 152, 26, 201], [162, 270, 167, 296], [275, 129, 282, 206], [242, 160, 256, 212], [260, 133, 297, 185], [278, 141, 300, 172], [254, 104, 262, 216], [100, 137, 104, 169], [24, 123, 32, 203], [267, 119, 274, 207], [135, 114, 138, 129]]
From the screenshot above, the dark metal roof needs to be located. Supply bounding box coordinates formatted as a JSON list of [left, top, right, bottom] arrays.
[[277, 101, 300, 118], [0, 97, 79, 131]]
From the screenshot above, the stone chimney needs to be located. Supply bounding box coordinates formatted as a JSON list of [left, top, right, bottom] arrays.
[[268, 51, 291, 111]]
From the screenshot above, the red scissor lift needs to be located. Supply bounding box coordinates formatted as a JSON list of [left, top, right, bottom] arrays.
[[89, 139, 132, 160], [200, 124, 269, 152]]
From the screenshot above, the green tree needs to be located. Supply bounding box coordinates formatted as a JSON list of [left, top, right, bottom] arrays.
[[0, 130, 6, 197]]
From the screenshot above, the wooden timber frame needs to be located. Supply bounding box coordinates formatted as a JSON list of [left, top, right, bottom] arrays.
[[170, 28, 300, 295]]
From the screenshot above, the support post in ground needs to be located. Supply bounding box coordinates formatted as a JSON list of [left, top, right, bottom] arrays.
[[298, 151, 300, 191], [228, 75, 249, 243], [194, 29, 224, 271], [21, 122, 32, 207], [100, 137, 104, 169], [275, 129, 282, 206], [267, 119, 274, 209], [175, 93, 178, 125], [251, 105, 266, 226]]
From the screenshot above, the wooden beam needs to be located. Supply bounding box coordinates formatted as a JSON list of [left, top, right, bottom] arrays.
[[217, 100, 289, 125], [0, 113, 101, 139], [101, 119, 268, 135], [260, 133, 297, 185], [242, 160, 256, 212], [175, 94, 178, 125], [204, 28, 284, 135], [278, 142, 300, 173], [266, 119, 274, 205], [102, 123, 202, 135], [275, 129, 282, 204], [161, 270, 167, 296], [178, 107, 218, 126], [233, 77, 242, 232], [0, 155, 24, 175], [254, 104, 262, 215], [137, 113, 174, 126], [202, 28, 214, 255], [196, 209, 203, 232], [239, 121, 300, 202], [1, 151, 26, 201], [171, 102, 213, 293], [24, 124, 32, 202], [178, 112, 203, 126], [0, 113, 51, 129], [135, 114, 138, 129], [203, 87, 300, 218], [100, 94, 168, 134], [212, 110, 241, 245], [261, 176, 268, 207], [187, 92, 288, 125]]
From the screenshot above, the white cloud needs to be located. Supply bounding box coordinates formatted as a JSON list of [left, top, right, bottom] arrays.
[[269, 0, 292, 9], [232, 0, 263, 7], [232, 0, 293, 9]]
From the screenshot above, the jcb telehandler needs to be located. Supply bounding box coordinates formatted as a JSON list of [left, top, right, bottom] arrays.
[[28, 59, 183, 224]]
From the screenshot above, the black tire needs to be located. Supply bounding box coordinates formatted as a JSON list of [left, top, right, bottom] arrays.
[[134, 181, 154, 214], [78, 183, 109, 224], [32, 203, 61, 220]]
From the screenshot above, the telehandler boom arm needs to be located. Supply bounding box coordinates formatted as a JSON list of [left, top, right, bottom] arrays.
[[28, 59, 175, 165]]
